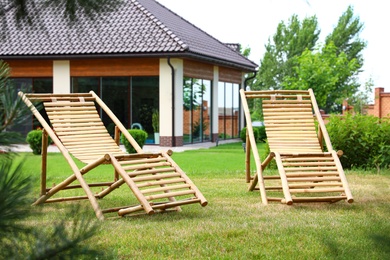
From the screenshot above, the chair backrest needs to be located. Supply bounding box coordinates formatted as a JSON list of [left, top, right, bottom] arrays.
[[261, 90, 322, 153], [242, 89, 325, 154], [20, 92, 130, 163]]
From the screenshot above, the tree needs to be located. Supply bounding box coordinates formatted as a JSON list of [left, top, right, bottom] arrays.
[[0, 60, 30, 146], [255, 6, 366, 113], [0, 1, 123, 257], [255, 14, 320, 90], [282, 42, 360, 112], [348, 77, 374, 114], [0, 59, 109, 259], [325, 6, 366, 69]]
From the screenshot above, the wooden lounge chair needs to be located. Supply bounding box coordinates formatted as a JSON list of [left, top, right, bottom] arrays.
[[240, 88, 353, 205], [19, 91, 207, 220]]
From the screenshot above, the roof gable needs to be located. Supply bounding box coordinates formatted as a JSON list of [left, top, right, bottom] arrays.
[[0, 0, 257, 71]]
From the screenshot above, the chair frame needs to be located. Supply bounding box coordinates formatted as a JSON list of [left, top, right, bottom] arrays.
[[240, 88, 353, 205], [19, 91, 207, 220]]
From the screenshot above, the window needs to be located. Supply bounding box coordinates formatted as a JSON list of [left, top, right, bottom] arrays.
[[131, 77, 159, 144], [10, 78, 53, 135], [218, 82, 240, 140], [71, 76, 159, 143], [183, 77, 211, 144]]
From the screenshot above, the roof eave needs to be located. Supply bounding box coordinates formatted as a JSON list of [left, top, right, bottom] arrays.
[[0, 51, 258, 72]]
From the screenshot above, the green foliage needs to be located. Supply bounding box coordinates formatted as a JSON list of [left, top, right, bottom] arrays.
[[0, 157, 31, 237], [26, 129, 52, 155], [240, 126, 266, 143], [183, 77, 206, 111], [255, 14, 320, 90], [254, 6, 366, 114], [283, 42, 360, 112], [121, 129, 148, 153], [348, 78, 374, 113], [193, 121, 207, 139], [152, 109, 159, 133], [218, 133, 231, 139], [327, 113, 390, 171], [325, 6, 366, 69], [256, 126, 267, 142], [0, 60, 30, 145], [0, 156, 104, 259], [261, 140, 277, 169]]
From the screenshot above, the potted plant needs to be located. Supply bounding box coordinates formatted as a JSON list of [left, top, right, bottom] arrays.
[[152, 109, 160, 144]]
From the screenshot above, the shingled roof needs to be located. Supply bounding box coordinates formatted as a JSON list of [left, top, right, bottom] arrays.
[[0, 0, 257, 71]]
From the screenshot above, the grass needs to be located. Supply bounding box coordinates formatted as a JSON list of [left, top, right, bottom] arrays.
[[7, 142, 390, 259]]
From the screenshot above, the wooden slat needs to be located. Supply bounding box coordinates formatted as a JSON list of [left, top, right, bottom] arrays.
[[44, 101, 96, 107], [287, 177, 341, 182], [150, 198, 201, 210], [289, 196, 347, 203], [263, 100, 312, 104], [122, 162, 171, 171], [263, 104, 312, 107], [145, 190, 195, 201], [282, 157, 334, 162], [283, 162, 336, 167], [284, 166, 338, 172], [288, 183, 342, 188], [119, 157, 166, 165], [132, 173, 181, 182], [136, 178, 186, 188], [127, 167, 175, 177], [140, 184, 191, 194]]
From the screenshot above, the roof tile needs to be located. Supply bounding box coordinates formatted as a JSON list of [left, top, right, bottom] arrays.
[[0, 0, 257, 70]]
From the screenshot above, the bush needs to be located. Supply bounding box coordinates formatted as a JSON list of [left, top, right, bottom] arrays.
[[121, 129, 148, 153], [256, 126, 267, 142], [261, 140, 277, 169], [218, 133, 231, 139], [26, 129, 52, 155], [327, 113, 390, 170], [240, 126, 266, 143]]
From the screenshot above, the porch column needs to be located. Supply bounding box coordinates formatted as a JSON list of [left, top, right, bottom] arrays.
[[212, 66, 219, 142], [53, 60, 70, 93], [240, 72, 246, 130], [159, 58, 184, 147]]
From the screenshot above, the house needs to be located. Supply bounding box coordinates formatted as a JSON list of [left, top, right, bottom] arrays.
[[0, 0, 257, 146]]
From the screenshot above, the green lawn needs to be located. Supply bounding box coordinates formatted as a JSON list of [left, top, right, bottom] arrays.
[[10, 143, 390, 259]]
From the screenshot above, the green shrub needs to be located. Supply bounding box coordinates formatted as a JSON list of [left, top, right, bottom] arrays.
[[26, 129, 52, 155], [240, 126, 266, 143], [121, 129, 148, 153], [218, 133, 231, 139], [261, 140, 277, 169], [327, 113, 390, 170], [256, 126, 267, 142]]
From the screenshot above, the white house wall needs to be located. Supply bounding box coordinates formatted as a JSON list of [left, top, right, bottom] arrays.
[[53, 60, 70, 93], [159, 58, 184, 138], [212, 66, 219, 139]]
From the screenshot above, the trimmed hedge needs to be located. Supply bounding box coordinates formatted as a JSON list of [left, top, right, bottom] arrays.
[[26, 129, 52, 155], [326, 113, 390, 170], [240, 126, 266, 143], [121, 129, 148, 153]]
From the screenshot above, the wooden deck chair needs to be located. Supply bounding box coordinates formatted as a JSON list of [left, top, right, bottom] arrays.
[[240, 88, 353, 205], [19, 91, 207, 220]]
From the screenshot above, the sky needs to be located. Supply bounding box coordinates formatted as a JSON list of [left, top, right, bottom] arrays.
[[157, 0, 389, 95]]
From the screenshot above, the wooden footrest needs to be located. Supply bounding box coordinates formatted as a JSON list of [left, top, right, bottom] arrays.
[[283, 196, 347, 204]]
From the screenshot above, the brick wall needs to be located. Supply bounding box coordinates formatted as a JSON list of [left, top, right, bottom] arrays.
[[218, 111, 239, 137], [366, 88, 390, 118], [342, 88, 390, 118], [183, 100, 210, 135]]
